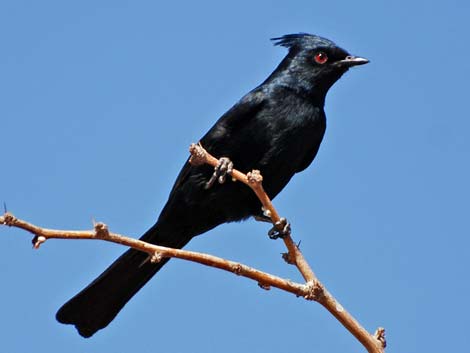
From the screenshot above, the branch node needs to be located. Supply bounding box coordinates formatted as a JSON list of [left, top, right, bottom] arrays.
[[258, 282, 271, 291], [1, 212, 16, 226], [32, 235, 47, 249], [374, 327, 387, 348], [231, 263, 243, 275], [304, 280, 324, 301], [150, 252, 163, 264], [247, 170, 263, 184], [188, 143, 207, 166], [94, 222, 110, 238], [281, 252, 295, 265]]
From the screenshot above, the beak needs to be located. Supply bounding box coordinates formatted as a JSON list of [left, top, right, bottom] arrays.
[[337, 55, 369, 67]]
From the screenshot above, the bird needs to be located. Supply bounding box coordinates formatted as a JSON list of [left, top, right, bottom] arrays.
[[56, 33, 368, 337]]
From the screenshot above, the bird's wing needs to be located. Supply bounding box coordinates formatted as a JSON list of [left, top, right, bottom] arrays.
[[167, 90, 268, 197], [200, 90, 267, 156]]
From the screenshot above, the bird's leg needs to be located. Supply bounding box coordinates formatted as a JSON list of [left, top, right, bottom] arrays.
[[253, 214, 271, 223], [205, 157, 234, 189], [268, 217, 291, 239]]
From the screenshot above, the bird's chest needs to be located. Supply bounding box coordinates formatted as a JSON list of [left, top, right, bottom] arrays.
[[257, 105, 325, 195], [264, 105, 324, 164]]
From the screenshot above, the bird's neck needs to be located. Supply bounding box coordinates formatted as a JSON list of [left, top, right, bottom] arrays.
[[265, 71, 328, 107]]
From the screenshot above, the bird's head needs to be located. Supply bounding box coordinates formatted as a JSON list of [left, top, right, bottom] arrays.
[[268, 33, 368, 102]]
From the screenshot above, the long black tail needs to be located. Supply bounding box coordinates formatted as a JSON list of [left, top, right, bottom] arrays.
[[56, 224, 190, 338]]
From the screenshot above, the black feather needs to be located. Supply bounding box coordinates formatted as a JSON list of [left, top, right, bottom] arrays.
[[56, 33, 368, 338], [271, 33, 337, 50]]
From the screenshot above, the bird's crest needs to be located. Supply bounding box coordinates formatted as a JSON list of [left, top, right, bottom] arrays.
[[271, 33, 337, 50]]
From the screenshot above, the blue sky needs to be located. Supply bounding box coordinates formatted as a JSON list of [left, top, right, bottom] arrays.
[[1, 1, 469, 352]]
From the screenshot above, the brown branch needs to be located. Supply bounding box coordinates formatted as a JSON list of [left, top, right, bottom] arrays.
[[189, 143, 314, 281], [189, 143, 385, 353], [0, 212, 307, 296], [0, 143, 386, 353]]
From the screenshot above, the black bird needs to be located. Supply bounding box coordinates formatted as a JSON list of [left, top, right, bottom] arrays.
[[56, 33, 368, 337]]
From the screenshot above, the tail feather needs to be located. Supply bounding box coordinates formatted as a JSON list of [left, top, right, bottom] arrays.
[[56, 225, 190, 337]]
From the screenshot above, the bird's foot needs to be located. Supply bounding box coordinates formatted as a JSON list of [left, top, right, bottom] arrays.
[[205, 157, 234, 189], [268, 217, 291, 239]]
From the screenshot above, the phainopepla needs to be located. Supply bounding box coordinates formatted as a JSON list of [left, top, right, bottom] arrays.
[[56, 33, 368, 337]]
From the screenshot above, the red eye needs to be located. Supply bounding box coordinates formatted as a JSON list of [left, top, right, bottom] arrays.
[[314, 52, 328, 64]]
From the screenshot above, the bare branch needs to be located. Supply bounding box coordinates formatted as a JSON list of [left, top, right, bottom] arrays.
[[0, 212, 308, 299], [188, 143, 386, 353], [0, 143, 386, 352]]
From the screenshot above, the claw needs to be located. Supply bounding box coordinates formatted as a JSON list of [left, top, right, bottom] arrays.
[[268, 217, 291, 239], [205, 157, 234, 189]]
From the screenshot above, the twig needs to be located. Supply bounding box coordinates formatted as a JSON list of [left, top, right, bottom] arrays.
[[189, 143, 314, 281], [0, 143, 386, 352], [0, 212, 307, 297], [188, 143, 385, 353]]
